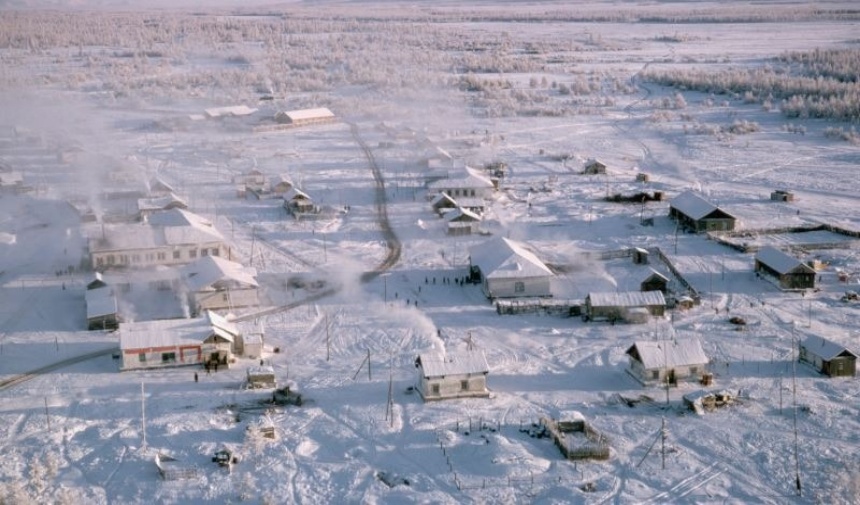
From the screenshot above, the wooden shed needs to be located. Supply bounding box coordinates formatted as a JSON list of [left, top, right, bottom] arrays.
[[415, 350, 490, 401], [770, 190, 795, 202], [754, 246, 815, 290], [625, 339, 709, 386], [246, 366, 277, 389], [669, 191, 736, 232], [640, 269, 669, 294], [799, 335, 856, 377], [583, 291, 666, 323], [583, 159, 607, 175]]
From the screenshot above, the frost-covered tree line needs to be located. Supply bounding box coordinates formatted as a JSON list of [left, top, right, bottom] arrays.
[[642, 49, 860, 124]]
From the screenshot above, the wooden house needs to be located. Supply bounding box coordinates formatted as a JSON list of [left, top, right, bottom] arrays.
[[274, 107, 336, 127], [430, 192, 458, 215], [640, 269, 669, 294], [428, 166, 496, 200], [669, 191, 736, 232], [232, 169, 267, 196], [799, 335, 856, 377], [583, 291, 666, 323], [282, 187, 315, 216], [137, 193, 188, 220], [118, 311, 241, 371], [469, 237, 554, 299], [754, 246, 816, 290], [445, 207, 481, 235], [583, 159, 607, 175], [271, 175, 294, 195], [415, 350, 490, 401], [625, 339, 709, 386], [179, 255, 259, 315], [90, 209, 229, 270]]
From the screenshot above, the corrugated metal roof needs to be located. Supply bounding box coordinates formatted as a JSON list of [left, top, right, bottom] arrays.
[[85, 287, 117, 318], [469, 237, 553, 279], [445, 207, 481, 222], [801, 335, 857, 360], [120, 317, 219, 350], [755, 246, 814, 275], [670, 191, 722, 220], [418, 350, 489, 378], [626, 339, 708, 369], [588, 290, 666, 307]]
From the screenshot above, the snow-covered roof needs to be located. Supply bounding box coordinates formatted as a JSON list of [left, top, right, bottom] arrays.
[[456, 197, 486, 209], [588, 290, 666, 308], [469, 237, 553, 279], [207, 310, 238, 340], [247, 365, 275, 376], [89, 221, 223, 253], [0, 171, 23, 186], [120, 311, 238, 350], [641, 269, 669, 284], [284, 108, 335, 122], [137, 193, 188, 213], [430, 192, 457, 208], [755, 246, 814, 275], [85, 286, 117, 319], [148, 176, 175, 194], [445, 207, 481, 223], [205, 105, 258, 118], [145, 209, 211, 228], [428, 166, 495, 190], [670, 191, 729, 220], [283, 187, 311, 202], [801, 335, 857, 360], [626, 339, 709, 369], [417, 350, 489, 378], [180, 255, 258, 292]]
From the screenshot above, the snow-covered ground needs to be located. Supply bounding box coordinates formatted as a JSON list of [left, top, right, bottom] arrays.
[[2, 2, 860, 504]]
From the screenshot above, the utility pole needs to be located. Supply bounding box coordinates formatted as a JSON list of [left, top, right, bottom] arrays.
[[141, 382, 147, 452], [661, 417, 667, 470], [326, 313, 330, 362], [791, 323, 802, 496], [44, 397, 50, 432]]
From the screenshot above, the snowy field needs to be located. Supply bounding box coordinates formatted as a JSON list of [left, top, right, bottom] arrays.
[[2, 1, 860, 503]]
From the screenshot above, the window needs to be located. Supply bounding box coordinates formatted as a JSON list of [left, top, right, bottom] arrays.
[[222, 294, 229, 302], [107, 255, 115, 265], [514, 281, 525, 293], [132, 254, 141, 263], [201, 248, 208, 256], [651, 370, 659, 379], [173, 250, 181, 259], [690, 366, 698, 374], [146, 253, 154, 262], [96, 257, 104, 267], [138, 353, 146, 363], [461, 380, 469, 391], [211, 248, 219, 257], [120, 255, 129, 264], [470, 189, 475, 197], [161, 352, 176, 363], [157, 252, 166, 261], [189, 249, 197, 258], [431, 384, 440, 395]]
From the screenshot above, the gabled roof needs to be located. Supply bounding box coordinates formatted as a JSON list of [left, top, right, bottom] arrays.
[[146, 208, 211, 228], [626, 339, 708, 369], [283, 187, 311, 202], [417, 350, 489, 378], [431, 192, 458, 208], [428, 166, 495, 190], [205, 105, 258, 118], [445, 207, 481, 223], [119, 314, 238, 351], [641, 269, 669, 284], [801, 335, 857, 360], [755, 246, 815, 275], [469, 237, 553, 279], [181, 255, 258, 292], [138, 193, 188, 213], [149, 176, 175, 194], [670, 191, 734, 221], [85, 286, 117, 319], [588, 290, 666, 307]]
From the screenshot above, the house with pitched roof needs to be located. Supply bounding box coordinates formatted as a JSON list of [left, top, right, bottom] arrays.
[[414, 350, 490, 401], [669, 191, 736, 232], [469, 237, 554, 298], [445, 207, 482, 235], [754, 246, 816, 290], [799, 335, 856, 377], [119, 311, 241, 371], [428, 166, 497, 200], [584, 291, 666, 323], [625, 339, 709, 385], [180, 255, 259, 315], [89, 209, 229, 270]]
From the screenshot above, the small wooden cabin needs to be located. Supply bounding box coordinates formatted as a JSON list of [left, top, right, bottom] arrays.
[[626, 339, 709, 386], [669, 191, 736, 232], [583, 159, 607, 175], [640, 269, 669, 294], [583, 291, 666, 323], [799, 335, 856, 377], [754, 246, 815, 290]]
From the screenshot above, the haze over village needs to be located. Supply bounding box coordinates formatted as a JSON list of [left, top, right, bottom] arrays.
[[1, 1, 859, 503]]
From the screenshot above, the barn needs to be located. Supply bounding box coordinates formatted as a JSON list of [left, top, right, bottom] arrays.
[[669, 191, 736, 232], [469, 237, 554, 299], [754, 246, 816, 290], [179, 255, 259, 315], [583, 291, 666, 323], [414, 350, 490, 401], [799, 335, 856, 377], [118, 311, 241, 371], [625, 339, 709, 386]]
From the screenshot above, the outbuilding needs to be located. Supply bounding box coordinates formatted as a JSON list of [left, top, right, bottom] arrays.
[[583, 159, 607, 175], [428, 166, 496, 200], [414, 350, 490, 401], [445, 207, 481, 235], [247, 366, 277, 389], [625, 339, 709, 386], [583, 291, 666, 323], [669, 191, 736, 232], [799, 335, 856, 377], [640, 269, 669, 294], [754, 246, 815, 290], [180, 255, 259, 315], [469, 237, 554, 299]]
